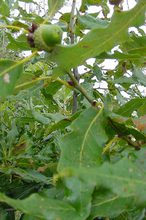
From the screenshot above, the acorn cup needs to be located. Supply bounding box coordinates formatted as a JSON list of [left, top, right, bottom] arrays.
[[27, 24, 63, 52], [109, 0, 123, 6]]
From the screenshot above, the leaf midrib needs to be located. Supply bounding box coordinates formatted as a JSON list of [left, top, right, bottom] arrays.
[[79, 108, 103, 166]]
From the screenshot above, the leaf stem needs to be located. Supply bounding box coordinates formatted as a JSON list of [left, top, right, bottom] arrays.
[[0, 25, 28, 34], [15, 76, 73, 90]]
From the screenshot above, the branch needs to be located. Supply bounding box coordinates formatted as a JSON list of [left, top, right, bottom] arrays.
[[67, 70, 95, 106], [69, 0, 76, 44], [108, 118, 142, 150], [69, 0, 80, 113]]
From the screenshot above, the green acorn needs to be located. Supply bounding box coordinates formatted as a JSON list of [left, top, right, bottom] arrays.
[[34, 24, 63, 52]]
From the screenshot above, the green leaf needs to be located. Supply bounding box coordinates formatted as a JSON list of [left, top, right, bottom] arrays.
[[0, 167, 50, 184], [88, 189, 134, 219], [45, 111, 81, 135], [64, 177, 94, 219], [95, 158, 146, 201], [137, 100, 146, 116], [17, 6, 43, 24], [109, 113, 146, 142], [13, 168, 50, 184], [96, 50, 141, 61], [58, 107, 112, 170], [0, 193, 81, 220], [22, 215, 41, 220], [133, 67, 146, 86], [7, 120, 19, 146], [114, 76, 136, 86], [15, 72, 38, 93], [48, 0, 65, 17], [32, 110, 50, 124], [11, 21, 29, 30], [134, 148, 146, 174], [0, 60, 23, 97], [60, 157, 146, 219], [42, 81, 63, 97], [0, 1, 10, 17], [83, 0, 102, 5], [93, 64, 103, 81], [122, 34, 146, 56], [77, 13, 109, 29], [51, 0, 146, 69], [73, 158, 146, 203], [115, 98, 146, 117], [80, 0, 103, 12], [7, 33, 30, 50], [56, 108, 109, 220]]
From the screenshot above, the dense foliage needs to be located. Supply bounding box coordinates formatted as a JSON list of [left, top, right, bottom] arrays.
[[0, 0, 146, 219]]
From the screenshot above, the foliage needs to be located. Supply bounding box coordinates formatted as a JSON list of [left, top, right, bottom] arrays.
[[0, 0, 146, 219]]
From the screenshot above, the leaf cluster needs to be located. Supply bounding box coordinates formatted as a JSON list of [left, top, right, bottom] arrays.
[[0, 0, 146, 219]]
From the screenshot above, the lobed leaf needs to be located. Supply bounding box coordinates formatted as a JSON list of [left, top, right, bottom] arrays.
[[73, 158, 146, 205], [58, 106, 111, 170], [77, 13, 109, 29], [88, 189, 134, 219], [0, 193, 81, 220], [51, 0, 146, 69]]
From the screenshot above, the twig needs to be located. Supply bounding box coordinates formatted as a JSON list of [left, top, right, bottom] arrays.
[[69, 0, 76, 44], [67, 70, 95, 105], [69, 0, 80, 114], [122, 135, 141, 150], [72, 69, 79, 113], [108, 118, 142, 150]]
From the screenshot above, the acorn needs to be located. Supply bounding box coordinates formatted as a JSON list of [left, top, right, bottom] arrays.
[[27, 24, 63, 52], [34, 24, 63, 52]]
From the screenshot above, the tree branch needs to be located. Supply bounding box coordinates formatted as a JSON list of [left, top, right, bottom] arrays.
[[67, 70, 95, 106], [69, 0, 80, 114]]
